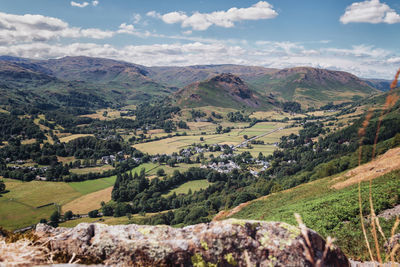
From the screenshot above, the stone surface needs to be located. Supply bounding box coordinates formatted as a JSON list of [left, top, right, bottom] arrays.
[[34, 219, 350, 266]]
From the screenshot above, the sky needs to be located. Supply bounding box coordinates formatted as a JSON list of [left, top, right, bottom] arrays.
[[0, 0, 399, 79]]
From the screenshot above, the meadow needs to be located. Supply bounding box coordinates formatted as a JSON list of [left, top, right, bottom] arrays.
[[163, 179, 212, 196], [0, 176, 117, 230]]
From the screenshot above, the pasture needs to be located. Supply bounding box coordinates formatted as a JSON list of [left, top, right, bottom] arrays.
[[70, 165, 114, 175], [59, 134, 94, 143], [164, 179, 212, 196]]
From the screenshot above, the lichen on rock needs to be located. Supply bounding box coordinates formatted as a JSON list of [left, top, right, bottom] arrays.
[[31, 219, 349, 266]]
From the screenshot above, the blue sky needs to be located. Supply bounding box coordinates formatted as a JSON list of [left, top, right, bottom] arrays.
[[0, 0, 399, 78]]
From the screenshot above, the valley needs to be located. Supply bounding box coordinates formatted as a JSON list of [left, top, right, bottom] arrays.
[[0, 55, 399, 262]]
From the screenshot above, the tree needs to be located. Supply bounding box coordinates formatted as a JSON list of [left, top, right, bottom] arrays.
[[50, 210, 60, 227], [157, 168, 166, 176], [88, 209, 99, 218], [167, 158, 176, 167], [63, 210, 74, 220], [243, 135, 248, 140], [0, 180, 5, 193]]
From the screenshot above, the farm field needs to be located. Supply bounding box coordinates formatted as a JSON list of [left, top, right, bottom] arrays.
[[133, 121, 297, 155], [163, 179, 212, 196], [0, 175, 118, 230], [70, 165, 114, 175], [59, 134, 94, 143], [62, 187, 113, 214], [80, 108, 135, 121]]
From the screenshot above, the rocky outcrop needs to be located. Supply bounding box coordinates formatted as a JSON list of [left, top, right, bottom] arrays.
[[34, 219, 350, 266]]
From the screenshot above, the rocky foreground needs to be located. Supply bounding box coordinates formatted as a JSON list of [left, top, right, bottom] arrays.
[[1, 219, 350, 266]]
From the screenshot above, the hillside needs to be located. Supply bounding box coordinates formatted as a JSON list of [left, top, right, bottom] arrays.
[[226, 152, 400, 261], [174, 73, 276, 109], [0, 56, 384, 109], [247, 67, 378, 107], [148, 64, 277, 88], [0, 60, 116, 109], [0, 56, 175, 107]]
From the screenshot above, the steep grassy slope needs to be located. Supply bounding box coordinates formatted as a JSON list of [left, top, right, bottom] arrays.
[[175, 73, 276, 110], [230, 167, 400, 261]]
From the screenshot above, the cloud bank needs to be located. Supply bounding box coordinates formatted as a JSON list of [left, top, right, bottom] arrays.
[[147, 1, 278, 31]]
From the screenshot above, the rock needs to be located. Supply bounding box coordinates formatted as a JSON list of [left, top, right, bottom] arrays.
[[34, 219, 350, 266]]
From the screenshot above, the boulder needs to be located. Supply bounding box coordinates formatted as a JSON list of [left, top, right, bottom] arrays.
[[35, 219, 349, 266]]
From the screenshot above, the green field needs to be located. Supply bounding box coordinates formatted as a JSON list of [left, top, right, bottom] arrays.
[[0, 179, 81, 230], [164, 179, 212, 196], [0, 175, 119, 230], [69, 176, 117, 195]]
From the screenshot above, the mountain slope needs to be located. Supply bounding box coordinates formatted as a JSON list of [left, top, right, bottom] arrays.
[[247, 67, 378, 107], [174, 73, 276, 109], [148, 65, 277, 88], [0, 56, 176, 105]]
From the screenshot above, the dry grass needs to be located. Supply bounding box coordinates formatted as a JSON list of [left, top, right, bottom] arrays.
[[57, 156, 76, 164], [59, 134, 93, 143], [356, 68, 400, 265], [21, 139, 36, 145], [70, 165, 114, 175], [0, 237, 51, 266], [62, 186, 113, 214], [332, 147, 400, 190]]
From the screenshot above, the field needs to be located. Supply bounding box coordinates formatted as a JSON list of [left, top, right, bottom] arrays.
[[69, 176, 117, 195], [0, 179, 81, 230], [70, 165, 114, 175], [59, 134, 94, 143], [163, 179, 212, 196], [0, 176, 117, 230], [62, 187, 113, 214], [80, 108, 136, 121]]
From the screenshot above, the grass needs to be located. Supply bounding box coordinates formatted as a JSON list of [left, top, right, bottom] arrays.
[[147, 163, 199, 177], [59, 134, 94, 143], [231, 170, 400, 260], [0, 174, 120, 230], [62, 187, 113, 214], [163, 179, 212, 196], [57, 156, 76, 164], [68, 176, 117, 195], [70, 165, 114, 175], [0, 179, 81, 230]]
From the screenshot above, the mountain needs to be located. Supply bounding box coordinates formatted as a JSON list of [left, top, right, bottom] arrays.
[[148, 65, 277, 88], [246, 67, 378, 107], [174, 73, 276, 109], [0, 60, 119, 109], [0, 56, 177, 109], [0, 55, 381, 110], [363, 78, 392, 92]]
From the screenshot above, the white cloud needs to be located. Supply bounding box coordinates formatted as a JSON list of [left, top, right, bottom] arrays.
[[340, 0, 400, 24], [132, 13, 141, 24], [148, 1, 278, 31], [0, 11, 116, 44], [0, 39, 398, 79], [92, 0, 99, 7], [71, 1, 89, 8], [146, 11, 161, 19], [117, 23, 135, 34]]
